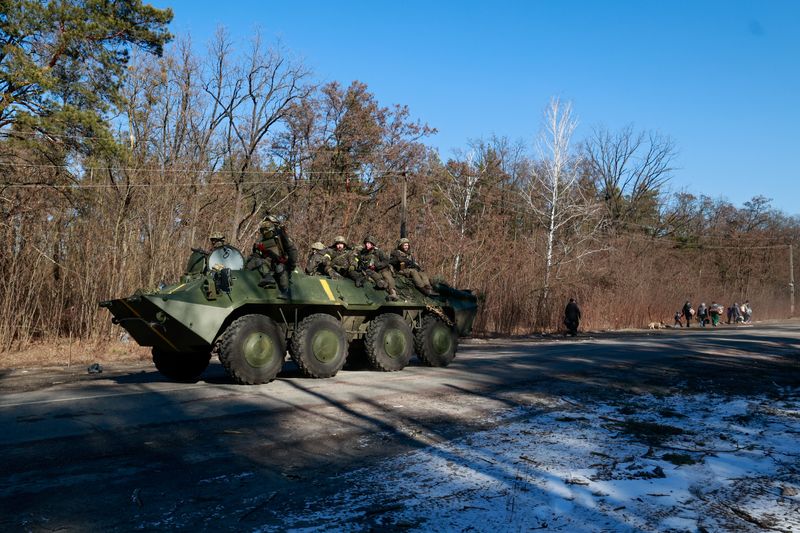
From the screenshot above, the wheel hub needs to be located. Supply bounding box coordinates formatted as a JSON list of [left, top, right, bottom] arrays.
[[243, 332, 276, 368], [383, 329, 407, 358], [311, 329, 341, 363], [431, 325, 453, 355]]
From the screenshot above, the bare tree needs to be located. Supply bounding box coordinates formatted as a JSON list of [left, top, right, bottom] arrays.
[[203, 30, 312, 242], [521, 98, 604, 326], [434, 152, 482, 284], [583, 125, 676, 228]]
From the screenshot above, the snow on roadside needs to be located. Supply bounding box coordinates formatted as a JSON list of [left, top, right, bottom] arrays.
[[268, 389, 800, 532]]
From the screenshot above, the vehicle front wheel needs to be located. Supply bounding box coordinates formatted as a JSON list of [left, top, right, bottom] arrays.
[[290, 313, 348, 378], [414, 314, 457, 367], [152, 348, 211, 382], [365, 314, 413, 371], [214, 314, 286, 385]]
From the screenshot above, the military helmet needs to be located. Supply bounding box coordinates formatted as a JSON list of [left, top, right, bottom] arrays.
[[363, 235, 377, 245], [311, 241, 325, 251], [333, 235, 347, 246], [260, 215, 282, 230], [397, 237, 410, 248], [209, 232, 225, 241]]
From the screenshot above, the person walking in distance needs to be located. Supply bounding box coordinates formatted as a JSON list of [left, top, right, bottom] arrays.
[[682, 301, 694, 328], [564, 298, 581, 336]]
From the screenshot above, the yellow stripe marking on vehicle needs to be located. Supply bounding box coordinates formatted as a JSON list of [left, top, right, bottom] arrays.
[[319, 279, 336, 301], [168, 283, 187, 294], [120, 299, 179, 351]]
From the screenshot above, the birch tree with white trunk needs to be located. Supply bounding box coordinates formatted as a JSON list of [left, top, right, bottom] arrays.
[[522, 98, 604, 326]]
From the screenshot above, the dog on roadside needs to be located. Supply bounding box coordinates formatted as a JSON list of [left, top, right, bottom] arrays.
[[647, 321, 666, 330]]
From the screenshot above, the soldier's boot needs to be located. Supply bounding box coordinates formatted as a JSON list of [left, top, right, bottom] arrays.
[[276, 275, 290, 300], [386, 289, 399, 301], [353, 273, 365, 287]]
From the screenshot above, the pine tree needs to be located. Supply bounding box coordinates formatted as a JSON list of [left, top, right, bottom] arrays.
[[0, 0, 172, 154]]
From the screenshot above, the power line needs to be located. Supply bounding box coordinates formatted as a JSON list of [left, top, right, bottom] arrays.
[[1, 180, 372, 189], [0, 161, 417, 175]]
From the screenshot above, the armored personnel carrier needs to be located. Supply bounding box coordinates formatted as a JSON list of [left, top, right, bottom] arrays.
[[100, 245, 478, 385]]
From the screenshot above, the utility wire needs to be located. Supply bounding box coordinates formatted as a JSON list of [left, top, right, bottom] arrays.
[[0, 161, 416, 175], [1, 180, 378, 189]]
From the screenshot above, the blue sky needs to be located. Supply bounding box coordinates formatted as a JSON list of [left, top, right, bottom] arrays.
[[152, 0, 800, 216]]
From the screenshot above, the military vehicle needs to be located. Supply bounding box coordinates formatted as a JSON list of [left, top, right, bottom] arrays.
[[100, 244, 478, 385]]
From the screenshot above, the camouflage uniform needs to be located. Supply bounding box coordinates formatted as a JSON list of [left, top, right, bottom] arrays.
[[305, 242, 334, 276], [390, 238, 437, 296], [184, 249, 207, 276], [358, 236, 398, 300], [328, 236, 365, 286], [184, 232, 226, 277], [245, 216, 298, 296]]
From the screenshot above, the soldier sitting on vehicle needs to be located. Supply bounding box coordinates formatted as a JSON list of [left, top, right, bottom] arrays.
[[305, 241, 335, 276], [328, 236, 366, 286], [184, 232, 226, 277], [358, 235, 399, 301], [389, 237, 438, 296], [245, 216, 298, 298]]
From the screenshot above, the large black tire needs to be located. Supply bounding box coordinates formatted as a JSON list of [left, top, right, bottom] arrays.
[[214, 314, 286, 385], [365, 314, 413, 371], [152, 348, 211, 382], [414, 314, 457, 367], [290, 313, 348, 378]]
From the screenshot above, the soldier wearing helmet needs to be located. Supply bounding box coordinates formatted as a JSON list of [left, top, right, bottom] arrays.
[[328, 235, 365, 286], [209, 232, 226, 249], [245, 215, 298, 298], [390, 237, 437, 296], [358, 235, 399, 301], [183, 232, 226, 278], [305, 241, 334, 276]]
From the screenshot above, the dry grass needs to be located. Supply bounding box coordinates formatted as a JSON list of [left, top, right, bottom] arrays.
[[0, 340, 151, 370]]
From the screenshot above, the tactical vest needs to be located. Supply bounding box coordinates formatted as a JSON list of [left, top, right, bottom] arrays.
[[359, 247, 389, 270], [329, 248, 357, 271], [391, 249, 417, 270], [306, 250, 331, 275]]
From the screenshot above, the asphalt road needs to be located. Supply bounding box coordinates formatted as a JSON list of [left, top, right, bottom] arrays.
[[1, 321, 798, 531]]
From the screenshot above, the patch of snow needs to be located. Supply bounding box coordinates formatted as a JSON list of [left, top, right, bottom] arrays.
[[266, 390, 800, 532]]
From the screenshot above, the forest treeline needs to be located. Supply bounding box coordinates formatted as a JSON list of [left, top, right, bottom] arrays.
[[1, 3, 798, 353]]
